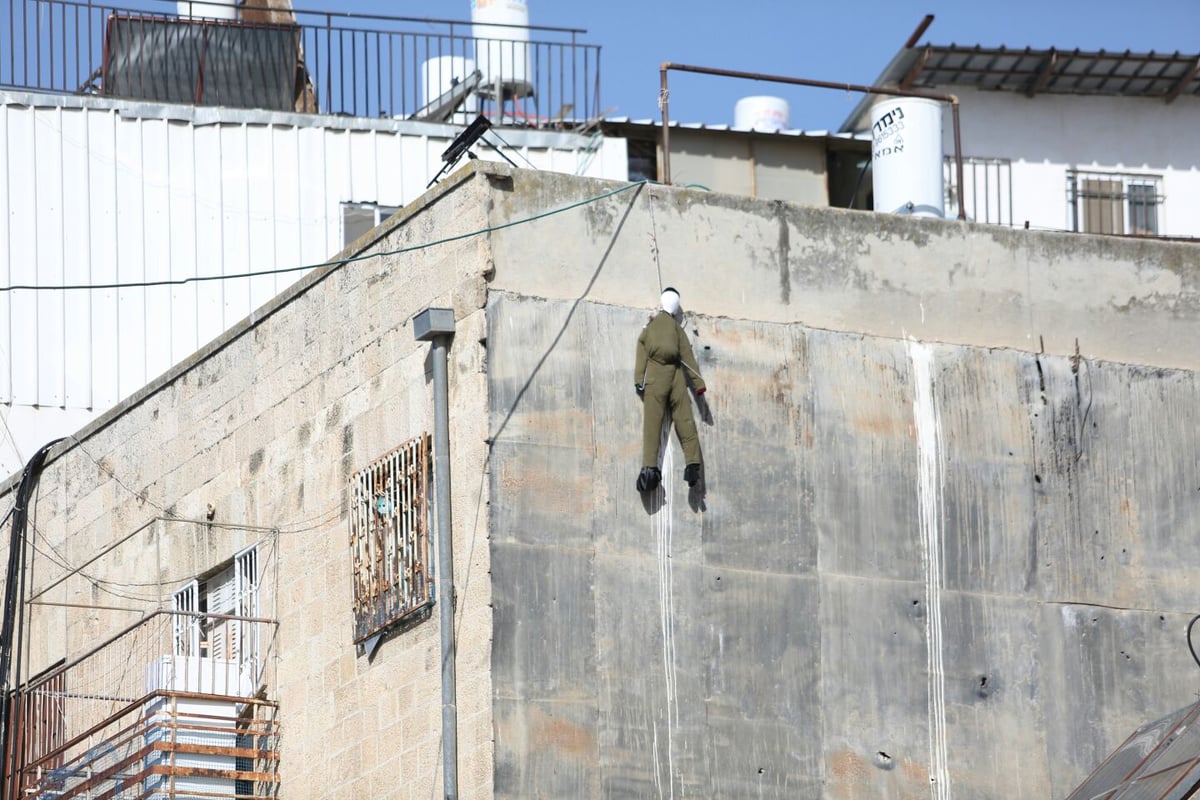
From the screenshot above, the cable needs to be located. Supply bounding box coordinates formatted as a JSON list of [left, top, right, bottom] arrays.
[[1188, 614, 1200, 670], [0, 180, 649, 294]]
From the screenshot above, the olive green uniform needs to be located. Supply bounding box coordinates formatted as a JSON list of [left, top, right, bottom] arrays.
[[635, 310, 706, 468]]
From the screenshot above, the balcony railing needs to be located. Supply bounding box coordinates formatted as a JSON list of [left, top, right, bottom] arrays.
[[7, 610, 279, 799], [1, 0, 602, 125]]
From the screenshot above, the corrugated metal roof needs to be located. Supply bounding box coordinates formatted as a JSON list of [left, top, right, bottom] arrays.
[[899, 45, 1200, 99], [1064, 699, 1200, 800], [603, 116, 872, 141], [841, 42, 1200, 131]]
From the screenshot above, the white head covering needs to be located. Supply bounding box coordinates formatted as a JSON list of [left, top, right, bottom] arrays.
[[660, 287, 681, 316]]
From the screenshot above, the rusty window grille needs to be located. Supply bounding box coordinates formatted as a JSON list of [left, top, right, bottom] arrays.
[[349, 433, 432, 644]]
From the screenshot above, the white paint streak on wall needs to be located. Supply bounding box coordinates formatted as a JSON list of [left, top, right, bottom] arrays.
[[653, 421, 678, 800], [910, 340, 951, 800]]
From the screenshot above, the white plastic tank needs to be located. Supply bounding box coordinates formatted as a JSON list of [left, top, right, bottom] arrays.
[[176, 0, 237, 20], [471, 0, 532, 99], [734, 96, 790, 132], [422, 56, 480, 123], [870, 96, 945, 218]]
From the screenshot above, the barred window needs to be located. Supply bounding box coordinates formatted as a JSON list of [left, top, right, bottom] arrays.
[[349, 433, 432, 645], [1068, 171, 1162, 236]]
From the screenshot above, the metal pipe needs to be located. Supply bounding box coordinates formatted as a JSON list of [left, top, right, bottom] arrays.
[[432, 333, 458, 800], [412, 307, 458, 800], [658, 63, 670, 183], [657, 61, 967, 220]]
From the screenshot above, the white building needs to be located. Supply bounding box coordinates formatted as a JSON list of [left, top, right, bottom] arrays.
[[0, 3, 625, 478], [841, 43, 1200, 235]]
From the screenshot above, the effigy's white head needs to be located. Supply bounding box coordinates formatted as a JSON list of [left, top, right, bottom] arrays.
[[660, 287, 681, 316]]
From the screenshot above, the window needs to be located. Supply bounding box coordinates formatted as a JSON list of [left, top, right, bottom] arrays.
[[1068, 171, 1162, 236], [343, 202, 401, 247], [172, 545, 259, 675], [627, 139, 659, 183], [349, 433, 432, 646]]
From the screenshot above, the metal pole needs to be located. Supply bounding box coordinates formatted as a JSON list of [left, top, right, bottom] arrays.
[[658, 63, 670, 183], [431, 334, 457, 800], [657, 61, 967, 220], [412, 308, 457, 800]]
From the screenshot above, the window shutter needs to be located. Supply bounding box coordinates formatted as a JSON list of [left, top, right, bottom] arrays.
[[171, 580, 200, 656]]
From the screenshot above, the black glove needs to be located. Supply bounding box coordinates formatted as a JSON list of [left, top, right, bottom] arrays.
[[635, 383, 644, 397]]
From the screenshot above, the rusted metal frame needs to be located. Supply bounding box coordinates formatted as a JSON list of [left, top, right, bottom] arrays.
[[350, 433, 431, 643], [1163, 56, 1199, 103], [20, 690, 279, 792], [899, 46, 932, 90], [1025, 50, 1058, 97], [22, 688, 278, 776], [658, 62, 967, 220], [1114, 50, 1147, 95]]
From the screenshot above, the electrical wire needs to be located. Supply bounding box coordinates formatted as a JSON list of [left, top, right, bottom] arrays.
[[1188, 614, 1200, 670], [0, 179, 649, 294]]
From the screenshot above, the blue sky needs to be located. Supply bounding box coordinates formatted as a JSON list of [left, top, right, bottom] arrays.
[[305, 0, 1200, 130]]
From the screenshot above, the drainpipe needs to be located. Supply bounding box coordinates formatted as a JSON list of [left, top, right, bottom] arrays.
[[413, 307, 458, 800]]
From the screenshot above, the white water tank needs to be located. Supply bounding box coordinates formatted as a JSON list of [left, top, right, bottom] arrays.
[[471, 0, 532, 99], [734, 96, 790, 132], [870, 96, 945, 218], [422, 56, 480, 123], [176, 0, 237, 20]]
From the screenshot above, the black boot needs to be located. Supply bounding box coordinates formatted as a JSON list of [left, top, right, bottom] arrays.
[[684, 463, 701, 487], [636, 466, 661, 492]]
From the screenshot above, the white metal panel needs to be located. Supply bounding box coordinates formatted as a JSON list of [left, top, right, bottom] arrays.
[[0, 104, 12, 404], [7, 103, 39, 405], [296, 126, 330, 265], [193, 118, 226, 350], [245, 123, 280, 312], [268, 124, 303, 298], [167, 119, 199, 366], [219, 124, 253, 329], [114, 112, 148, 401], [35, 107, 66, 406], [322, 128, 352, 253], [0, 404, 99, 478], [347, 128, 380, 202], [140, 115, 175, 385], [61, 104, 95, 409], [87, 108, 121, 409]]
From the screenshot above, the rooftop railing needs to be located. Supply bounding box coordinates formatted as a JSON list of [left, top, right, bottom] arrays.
[[2, 0, 602, 126]]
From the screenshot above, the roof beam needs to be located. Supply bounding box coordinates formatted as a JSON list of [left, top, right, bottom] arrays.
[[903, 14, 935, 49], [1025, 50, 1058, 97], [1165, 56, 1200, 103], [900, 46, 932, 89]]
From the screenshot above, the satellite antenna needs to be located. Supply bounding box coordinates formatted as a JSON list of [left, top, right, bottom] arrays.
[[427, 114, 520, 188]]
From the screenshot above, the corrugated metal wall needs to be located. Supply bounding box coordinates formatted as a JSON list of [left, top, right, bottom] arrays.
[[0, 96, 625, 474]]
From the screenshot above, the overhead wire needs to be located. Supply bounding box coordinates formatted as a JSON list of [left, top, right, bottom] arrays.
[[0, 179, 650, 295]]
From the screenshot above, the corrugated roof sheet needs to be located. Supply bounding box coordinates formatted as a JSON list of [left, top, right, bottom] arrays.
[[603, 117, 871, 141], [841, 43, 1200, 131]]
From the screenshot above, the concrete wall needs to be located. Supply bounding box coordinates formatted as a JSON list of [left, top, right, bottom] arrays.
[[479, 167, 1200, 797], [488, 290, 1200, 797], [5, 163, 1200, 799]]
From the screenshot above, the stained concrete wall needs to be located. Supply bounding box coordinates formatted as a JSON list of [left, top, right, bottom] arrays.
[[480, 167, 1200, 798]]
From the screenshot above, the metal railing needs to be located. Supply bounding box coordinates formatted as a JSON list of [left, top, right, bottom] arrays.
[[7, 610, 279, 798], [2, 0, 602, 124]]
